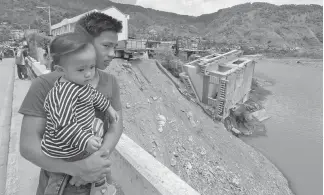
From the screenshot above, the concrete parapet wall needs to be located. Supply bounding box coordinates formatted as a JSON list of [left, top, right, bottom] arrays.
[[0, 61, 15, 195], [28, 58, 200, 195], [26, 57, 50, 76], [111, 134, 200, 195]]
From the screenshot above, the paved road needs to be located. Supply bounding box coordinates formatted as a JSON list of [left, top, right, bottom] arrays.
[[6, 74, 40, 195]]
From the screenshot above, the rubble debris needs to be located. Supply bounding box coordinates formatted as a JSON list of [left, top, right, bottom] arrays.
[[248, 109, 271, 122], [185, 162, 193, 170], [216, 166, 226, 172], [156, 114, 166, 132], [168, 119, 176, 124], [186, 111, 197, 127], [231, 177, 240, 187], [171, 157, 177, 166], [199, 147, 207, 155], [126, 103, 131, 109], [152, 96, 159, 101], [122, 62, 132, 68], [173, 152, 179, 157], [152, 140, 158, 148]]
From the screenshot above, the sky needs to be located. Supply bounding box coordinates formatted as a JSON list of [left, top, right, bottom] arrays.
[[112, 0, 323, 16]]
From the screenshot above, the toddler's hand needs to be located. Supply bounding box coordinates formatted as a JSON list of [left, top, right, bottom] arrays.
[[107, 106, 119, 123], [86, 136, 102, 153]]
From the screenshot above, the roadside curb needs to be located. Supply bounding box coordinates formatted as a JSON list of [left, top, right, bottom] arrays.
[[0, 64, 15, 195]]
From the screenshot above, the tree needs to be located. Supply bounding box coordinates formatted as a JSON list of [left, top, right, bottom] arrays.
[[0, 28, 12, 42]]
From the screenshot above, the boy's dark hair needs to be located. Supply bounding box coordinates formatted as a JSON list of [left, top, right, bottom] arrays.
[[50, 32, 91, 65], [75, 12, 123, 38]]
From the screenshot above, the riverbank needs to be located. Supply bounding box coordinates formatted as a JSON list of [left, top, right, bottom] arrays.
[[241, 57, 322, 195], [106, 58, 294, 194]]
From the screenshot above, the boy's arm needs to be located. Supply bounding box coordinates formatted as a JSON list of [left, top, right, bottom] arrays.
[[100, 109, 123, 155], [99, 76, 123, 155]]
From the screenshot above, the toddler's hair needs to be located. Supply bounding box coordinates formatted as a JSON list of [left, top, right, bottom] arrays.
[[50, 32, 92, 65]]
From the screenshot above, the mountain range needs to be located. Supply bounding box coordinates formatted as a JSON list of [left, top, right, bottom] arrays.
[[0, 0, 322, 54]]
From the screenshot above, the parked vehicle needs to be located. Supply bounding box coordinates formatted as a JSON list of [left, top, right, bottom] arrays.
[[115, 39, 148, 59]]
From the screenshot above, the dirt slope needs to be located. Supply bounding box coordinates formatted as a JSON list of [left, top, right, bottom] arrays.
[[107, 58, 294, 195]]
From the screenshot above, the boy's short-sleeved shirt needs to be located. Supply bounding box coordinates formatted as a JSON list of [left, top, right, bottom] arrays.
[[19, 70, 122, 131]]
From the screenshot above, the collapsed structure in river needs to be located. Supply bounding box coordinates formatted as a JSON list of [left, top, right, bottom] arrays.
[[179, 50, 267, 136]]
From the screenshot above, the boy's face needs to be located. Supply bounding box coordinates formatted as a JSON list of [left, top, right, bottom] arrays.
[[59, 44, 97, 85], [92, 31, 118, 70]]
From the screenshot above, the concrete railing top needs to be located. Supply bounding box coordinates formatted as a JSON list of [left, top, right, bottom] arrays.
[[28, 57, 201, 195], [26, 57, 51, 76]]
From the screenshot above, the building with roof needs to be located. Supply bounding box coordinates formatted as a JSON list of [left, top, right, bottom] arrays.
[[51, 9, 98, 36], [51, 6, 129, 41], [101, 6, 129, 41]]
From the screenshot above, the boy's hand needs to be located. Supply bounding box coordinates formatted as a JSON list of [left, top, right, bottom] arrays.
[[71, 150, 112, 185], [107, 106, 119, 123], [86, 136, 102, 153]]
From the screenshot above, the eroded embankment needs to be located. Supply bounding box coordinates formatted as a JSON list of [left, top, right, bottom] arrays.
[[106, 58, 294, 195]]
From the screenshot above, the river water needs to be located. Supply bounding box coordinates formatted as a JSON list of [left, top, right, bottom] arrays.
[[241, 58, 323, 195]]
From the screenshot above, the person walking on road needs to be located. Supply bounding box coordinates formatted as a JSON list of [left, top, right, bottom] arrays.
[[0, 50, 3, 61], [15, 47, 28, 79]]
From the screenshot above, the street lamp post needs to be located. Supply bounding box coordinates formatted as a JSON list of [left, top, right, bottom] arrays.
[[36, 6, 51, 36]]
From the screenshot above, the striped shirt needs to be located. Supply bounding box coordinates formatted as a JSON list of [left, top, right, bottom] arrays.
[[41, 78, 111, 158]]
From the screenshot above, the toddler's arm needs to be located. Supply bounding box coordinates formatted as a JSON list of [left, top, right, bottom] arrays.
[[91, 88, 119, 122], [91, 88, 111, 112]]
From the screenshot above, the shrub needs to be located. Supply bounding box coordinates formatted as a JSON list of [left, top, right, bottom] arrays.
[[26, 33, 52, 61], [154, 48, 184, 78]]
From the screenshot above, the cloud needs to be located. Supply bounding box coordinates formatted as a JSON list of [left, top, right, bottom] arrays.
[[135, 0, 323, 16]]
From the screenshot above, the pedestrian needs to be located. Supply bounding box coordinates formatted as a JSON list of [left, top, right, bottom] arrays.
[[15, 47, 28, 79], [41, 32, 119, 195], [0, 50, 3, 61], [23, 49, 36, 80], [19, 12, 123, 195]]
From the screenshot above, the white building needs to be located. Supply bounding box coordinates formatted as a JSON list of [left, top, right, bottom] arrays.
[[101, 6, 129, 41], [51, 6, 129, 41]]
